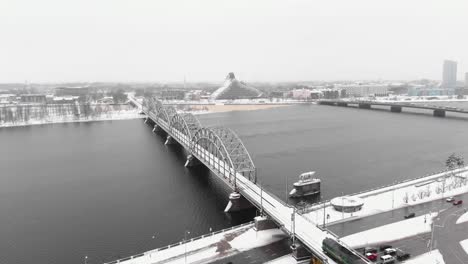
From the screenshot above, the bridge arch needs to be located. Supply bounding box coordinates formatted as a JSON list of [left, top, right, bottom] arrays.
[[170, 113, 202, 147], [154, 100, 177, 126], [190, 127, 256, 189]]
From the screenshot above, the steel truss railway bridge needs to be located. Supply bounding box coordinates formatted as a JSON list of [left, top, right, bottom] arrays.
[[125, 96, 369, 264], [318, 99, 468, 117]]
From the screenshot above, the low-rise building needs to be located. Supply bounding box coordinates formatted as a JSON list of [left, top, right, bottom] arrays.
[[0, 94, 17, 104], [55, 87, 89, 96], [336, 84, 389, 97], [97, 97, 114, 104], [408, 87, 455, 96], [20, 94, 47, 103]]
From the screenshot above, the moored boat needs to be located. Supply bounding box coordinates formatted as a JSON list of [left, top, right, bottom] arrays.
[[289, 171, 321, 198]]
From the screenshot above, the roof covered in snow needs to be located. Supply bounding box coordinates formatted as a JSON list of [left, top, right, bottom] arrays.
[[210, 72, 262, 100]]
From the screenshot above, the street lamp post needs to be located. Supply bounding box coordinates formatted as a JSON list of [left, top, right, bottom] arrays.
[[341, 192, 344, 220], [392, 184, 395, 218], [291, 206, 296, 247], [84, 256, 88, 264], [260, 182, 264, 216], [322, 196, 326, 228], [184, 230, 190, 264]]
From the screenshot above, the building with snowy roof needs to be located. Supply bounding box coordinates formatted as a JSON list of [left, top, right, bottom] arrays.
[[210, 73, 262, 100]]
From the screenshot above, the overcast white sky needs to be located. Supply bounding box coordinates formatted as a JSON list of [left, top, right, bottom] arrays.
[[1, 0, 468, 83]]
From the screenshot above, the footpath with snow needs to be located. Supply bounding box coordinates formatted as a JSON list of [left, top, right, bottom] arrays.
[[111, 224, 288, 264], [303, 168, 468, 226]]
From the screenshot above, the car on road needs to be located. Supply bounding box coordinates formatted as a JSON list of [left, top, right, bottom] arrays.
[[384, 248, 397, 256], [380, 254, 395, 263], [453, 200, 463, 205], [364, 247, 378, 254], [379, 244, 392, 251], [365, 252, 378, 261], [404, 212, 415, 219], [446, 196, 455, 202], [396, 250, 411, 261]]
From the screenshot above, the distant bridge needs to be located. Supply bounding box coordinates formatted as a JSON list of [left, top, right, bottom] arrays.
[[125, 95, 370, 264], [318, 99, 468, 117]]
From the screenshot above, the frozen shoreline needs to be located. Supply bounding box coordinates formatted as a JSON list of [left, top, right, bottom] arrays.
[[0, 111, 143, 128]]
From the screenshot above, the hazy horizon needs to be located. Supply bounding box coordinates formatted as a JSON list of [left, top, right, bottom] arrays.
[[2, 0, 468, 83]]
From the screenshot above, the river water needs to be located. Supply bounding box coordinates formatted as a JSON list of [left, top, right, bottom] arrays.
[[2, 104, 468, 264]]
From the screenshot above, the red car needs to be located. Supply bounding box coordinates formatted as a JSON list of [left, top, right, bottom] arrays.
[[453, 200, 463, 205], [366, 252, 378, 261]]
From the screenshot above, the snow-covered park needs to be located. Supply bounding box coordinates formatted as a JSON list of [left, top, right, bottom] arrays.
[[303, 168, 468, 226]]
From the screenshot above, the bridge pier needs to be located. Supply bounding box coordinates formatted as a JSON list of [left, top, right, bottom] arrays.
[[184, 154, 201, 167], [165, 135, 176, 145], [224, 192, 254, 213], [358, 103, 371, 109], [152, 124, 160, 133], [144, 117, 149, 124], [254, 215, 278, 231], [390, 105, 402, 113], [291, 241, 312, 261], [433, 109, 446, 117]]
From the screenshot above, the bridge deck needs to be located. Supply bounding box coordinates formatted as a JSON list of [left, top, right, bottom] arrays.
[[123, 96, 367, 264], [319, 99, 468, 114]]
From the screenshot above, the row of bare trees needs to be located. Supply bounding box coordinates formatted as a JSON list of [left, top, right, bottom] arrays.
[[0, 103, 127, 124], [402, 153, 466, 203]]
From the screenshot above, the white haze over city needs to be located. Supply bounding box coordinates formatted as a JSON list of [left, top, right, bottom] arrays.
[[1, 0, 468, 82]]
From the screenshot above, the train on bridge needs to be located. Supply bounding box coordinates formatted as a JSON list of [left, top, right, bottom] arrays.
[[126, 95, 371, 264]]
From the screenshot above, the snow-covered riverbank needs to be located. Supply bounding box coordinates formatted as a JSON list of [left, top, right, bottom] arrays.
[[303, 168, 468, 226], [0, 110, 142, 128]]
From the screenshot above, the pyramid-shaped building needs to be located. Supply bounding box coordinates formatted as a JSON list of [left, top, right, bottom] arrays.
[[210, 73, 262, 100]]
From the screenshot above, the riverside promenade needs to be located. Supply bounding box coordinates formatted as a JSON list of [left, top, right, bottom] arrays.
[[301, 167, 468, 227]]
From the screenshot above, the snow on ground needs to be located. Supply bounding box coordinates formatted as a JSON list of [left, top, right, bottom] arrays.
[[303, 168, 468, 226], [341, 212, 437, 248], [456, 211, 468, 224], [0, 110, 142, 128], [113, 225, 289, 264], [229, 228, 287, 251], [404, 249, 445, 264], [264, 255, 299, 264], [460, 239, 468, 255]]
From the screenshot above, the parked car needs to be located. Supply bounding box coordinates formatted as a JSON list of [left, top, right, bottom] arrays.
[[446, 197, 455, 202], [453, 200, 463, 205], [380, 254, 396, 263], [396, 250, 411, 261], [384, 248, 397, 256], [364, 247, 378, 254], [365, 252, 378, 261], [404, 212, 416, 219], [379, 244, 392, 251]]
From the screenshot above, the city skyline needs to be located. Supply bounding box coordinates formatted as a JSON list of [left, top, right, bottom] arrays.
[[1, 0, 468, 83]]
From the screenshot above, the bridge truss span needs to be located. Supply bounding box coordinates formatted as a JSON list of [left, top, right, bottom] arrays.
[[125, 94, 358, 264], [190, 126, 256, 189], [209, 127, 256, 183], [170, 113, 202, 147]]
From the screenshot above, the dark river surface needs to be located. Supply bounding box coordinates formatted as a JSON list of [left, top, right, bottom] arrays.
[[2, 103, 468, 264]]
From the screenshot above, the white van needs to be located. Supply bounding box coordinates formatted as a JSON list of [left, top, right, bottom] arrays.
[[381, 254, 395, 263], [384, 248, 397, 255]]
